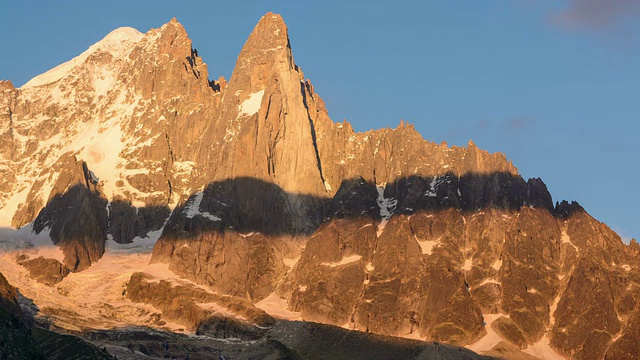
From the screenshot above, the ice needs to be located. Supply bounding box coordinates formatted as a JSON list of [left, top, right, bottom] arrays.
[[0, 246, 183, 332]]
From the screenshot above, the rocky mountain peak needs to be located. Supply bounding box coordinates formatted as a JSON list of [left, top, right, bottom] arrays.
[[152, 17, 191, 52], [228, 12, 293, 93]]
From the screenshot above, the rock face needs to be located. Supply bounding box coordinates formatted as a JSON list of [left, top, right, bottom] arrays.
[[18, 256, 70, 286], [32, 161, 108, 271], [126, 271, 274, 337], [1, 273, 108, 360], [0, 271, 45, 360], [1, 11, 639, 360]]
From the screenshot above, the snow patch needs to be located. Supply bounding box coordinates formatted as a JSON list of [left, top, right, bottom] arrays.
[[78, 122, 124, 197], [321, 254, 362, 267], [462, 258, 473, 271], [415, 235, 441, 255], [239, 90, 265, 116], [491, 259, 503, 270], [523, 334, 565, 360], [183, 191, 221, 222], [93, 68, 115, 98], [324, 181, 332, 192], [375, 184, 397, 237], [476, 278, 501, 288], [426, 176, 442, 197], [105, 226, 164, 255], [283, 256, 300, 269], [0, 184, 30, 227], [198, 302, 247, 321], [255, 293, 301, 321], [549, 293, 562, 328], [467, 314, 508, 353], [561, 226, 579, 252]]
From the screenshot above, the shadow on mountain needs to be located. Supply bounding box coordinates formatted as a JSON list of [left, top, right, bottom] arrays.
[[32, 183, 107, 272], [161, 173, 586, 239], [107, 201, 170, 244], [19, 171, 592, 277], [0, 271, 112, 360], [77, 319, 493, 360], [28, 171, 588, 244], [3, 273, 492, 359]]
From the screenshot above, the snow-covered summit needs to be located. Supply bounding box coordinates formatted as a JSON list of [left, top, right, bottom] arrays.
[[21, 26, 143, 89]]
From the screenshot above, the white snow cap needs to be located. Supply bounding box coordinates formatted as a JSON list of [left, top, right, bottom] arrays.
[[21, 26, 143, 89]]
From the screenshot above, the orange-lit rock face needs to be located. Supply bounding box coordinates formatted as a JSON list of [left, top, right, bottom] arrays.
[[1, 12, 639, 360]]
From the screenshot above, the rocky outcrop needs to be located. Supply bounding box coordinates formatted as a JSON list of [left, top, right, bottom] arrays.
[[126, 271, 274, 334], [0, 271, 45, 360], [33, 180, 108, 272], [107, 201, 169, 244], [279, 177, 640, 357], [18, 256, 70, 286], [268, 320, 493, 360]]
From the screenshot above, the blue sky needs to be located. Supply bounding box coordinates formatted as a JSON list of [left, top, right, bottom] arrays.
[[1, 1, 638, 242]]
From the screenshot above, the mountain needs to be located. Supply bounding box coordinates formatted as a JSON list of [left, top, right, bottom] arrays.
[[1, 12, 639, 360]]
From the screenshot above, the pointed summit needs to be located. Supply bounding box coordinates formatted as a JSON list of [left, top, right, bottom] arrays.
[[229, 12, 293, 90], [245, 12, 290, 54], [207, 12, 332, 204]]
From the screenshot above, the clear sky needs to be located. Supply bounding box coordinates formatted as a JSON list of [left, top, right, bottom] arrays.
[[1, 1, 638, 242]]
